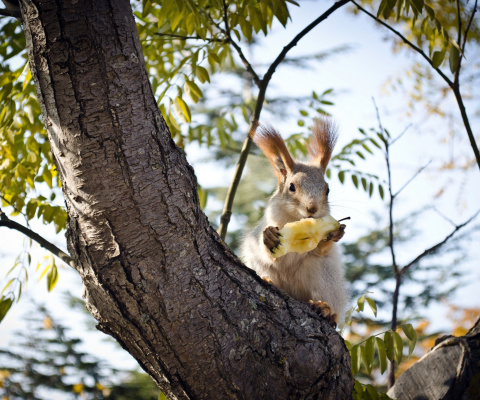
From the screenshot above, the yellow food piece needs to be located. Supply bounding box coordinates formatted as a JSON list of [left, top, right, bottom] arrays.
[[272, 215, 340, 258]]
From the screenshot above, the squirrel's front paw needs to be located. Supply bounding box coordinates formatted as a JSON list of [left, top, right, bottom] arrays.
[[325, 224, 346, 243], [308, 300, 338, 328], [263, 226, 282, 253]]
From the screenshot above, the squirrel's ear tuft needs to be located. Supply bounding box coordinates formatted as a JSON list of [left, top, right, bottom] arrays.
[[308, 118, 338, 173], [251, 124, 294, 182]]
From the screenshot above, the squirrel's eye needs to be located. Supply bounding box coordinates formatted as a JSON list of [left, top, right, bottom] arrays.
[[289, 183, 296, 192], [326, 187, 330, 196]]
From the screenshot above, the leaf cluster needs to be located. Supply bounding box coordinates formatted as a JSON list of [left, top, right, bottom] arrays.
[[0, 19, 67, 232], [343, 296, 417, 400]]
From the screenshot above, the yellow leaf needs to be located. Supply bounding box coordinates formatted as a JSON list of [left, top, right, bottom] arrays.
[[44, 316, 52, 330], [72, 383, 84, 394]]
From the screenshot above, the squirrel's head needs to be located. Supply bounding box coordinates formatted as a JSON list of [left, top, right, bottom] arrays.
[[252, 118, 337, 222]]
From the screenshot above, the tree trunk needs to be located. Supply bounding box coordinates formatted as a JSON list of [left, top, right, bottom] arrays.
[[18, 0, 353, 398]]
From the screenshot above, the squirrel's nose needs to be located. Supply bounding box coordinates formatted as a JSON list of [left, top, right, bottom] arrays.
[[306, 205, 318, 215]]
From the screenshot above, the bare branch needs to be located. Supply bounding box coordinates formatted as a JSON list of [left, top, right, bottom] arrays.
[[401, 209, 480, 275], [154, 32, 225, 43], [432, 206, 458, 227], [394, 161, 432, 198], [461, 0, 478, 54], [0, 209, 74, 268], [390, 123, 412, 146], [263, 0, 351, 88]]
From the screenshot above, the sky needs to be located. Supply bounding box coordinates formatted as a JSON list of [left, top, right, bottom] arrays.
[[1, 0, 479, 379]]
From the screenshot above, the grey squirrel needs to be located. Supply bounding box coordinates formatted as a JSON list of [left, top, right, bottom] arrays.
[[240, 118, 348, 327]]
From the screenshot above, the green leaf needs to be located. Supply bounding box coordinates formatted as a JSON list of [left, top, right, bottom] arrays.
[[401, 324, 417, 356], [365, 336, 376, 372], [377, 0, 389, 18], [338, 170, 345, 184], [361, 177, 367, 191], [47, 262, 58, 292], [379, 184, 385, 200], [352, 174, 359, 188], [239, 18, 253, 42], [196, 66, 210, 83], [357, 294, 366, 312], [376, 337, 388, 374], [424, 4, 435, 20], [26, 200, 38, 220], [366, 384, 379, 400], [384, 331, 394, 361], [432, 49, 446, 68], [158, 392, 168, 400], [360, 345, 372, 374], [0, 296, 14, 323], [449, 46, 460, 74], [350, 344, 361, 374], [393, 331, 404, 364], [365, 297, 377, 317], [184, 80, 202, 103], [369, 182, 374, 197]]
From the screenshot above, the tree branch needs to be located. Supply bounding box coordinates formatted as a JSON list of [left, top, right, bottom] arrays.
[[455, 0, 478, 85], [461, 0, 478, 54], [0, 7, 20, 18], [263, 0, 351, 87], [400, 209, 480, 275], [220, 0, 261, 87], [351, 1, 453, 87], [353, 0, 480, 172], [0, 209, 74, 268]]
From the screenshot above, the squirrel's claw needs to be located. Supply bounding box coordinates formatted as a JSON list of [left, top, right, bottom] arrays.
[[263, 226, 282, 253], [309, 300, 338, 328], [325, 224, 346, 243]]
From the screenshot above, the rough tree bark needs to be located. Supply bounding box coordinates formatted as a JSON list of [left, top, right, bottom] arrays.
[[18, 0, 353, 398]]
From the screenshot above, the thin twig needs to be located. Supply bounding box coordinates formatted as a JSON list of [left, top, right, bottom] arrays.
[[400, 209, 480, 275], [456, 0, 478, 84], [373, 99, 400, 388], [263, 0, 351, 87], [431, 206, 457, 227], [394, 161, 432, 197], [154, 32, 225, 43], [390, 123, 412, 146], [461, 0, 478, 53], [220, 0, 261, 86], [0, 208, 75, 268]]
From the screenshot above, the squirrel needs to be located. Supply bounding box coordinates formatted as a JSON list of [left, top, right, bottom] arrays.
[[240, 118, 348, 327]]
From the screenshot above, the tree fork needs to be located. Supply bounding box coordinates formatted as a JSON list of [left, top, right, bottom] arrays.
[[18, 0, 353, 399]]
